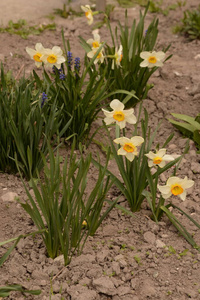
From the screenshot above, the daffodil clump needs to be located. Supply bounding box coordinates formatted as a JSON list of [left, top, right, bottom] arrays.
[[97, 96, 199, 249], [80, 3, 171, 107], [102, 99, 194, 213], [26, 43, 66, 68]]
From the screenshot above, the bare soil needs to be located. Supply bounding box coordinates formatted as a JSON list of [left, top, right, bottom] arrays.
[[0, 1, 200, 299]]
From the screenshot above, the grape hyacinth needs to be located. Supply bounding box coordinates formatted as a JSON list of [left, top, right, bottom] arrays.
[[59, 73, 66, 80], [41, 92, 47, 108], [74, 57, 80, 77], [67, 51, 73, 69]]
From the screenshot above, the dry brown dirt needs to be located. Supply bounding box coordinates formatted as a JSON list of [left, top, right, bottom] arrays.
[[0, 1, 200, 299]]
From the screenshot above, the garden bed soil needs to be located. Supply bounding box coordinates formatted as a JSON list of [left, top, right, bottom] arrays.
[[0, 0, 200, 299]]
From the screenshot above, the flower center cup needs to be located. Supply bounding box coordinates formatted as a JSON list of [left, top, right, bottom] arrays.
[[47, 55, 57, 64], [92, 41, 100, 48], [171, 184, 184, 196], [33, 53, 42, 62], [113, 111, 125, 122], [123, 143, 135, 153], [153, 156, 162, 165], [120, 54, 123, 62], [148, 56, 157, 64], [85, 11, 91, 19]]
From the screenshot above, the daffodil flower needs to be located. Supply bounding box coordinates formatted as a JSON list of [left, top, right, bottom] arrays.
[[140, 51, 165, 68], [114, 136, 144, 162], [87, 48, 104, 64], [111, 45, 123, 69], [87, 32, 101, 49], [145, 148, 175, 168], [158, 176, 194, 201], [41, 46, 66, 69], [102, 99, 137, 129], [26, 43, 46, 68], [81, 5, 94, 25]]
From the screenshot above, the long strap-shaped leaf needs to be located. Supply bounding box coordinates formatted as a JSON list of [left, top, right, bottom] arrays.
[[160, 206, 200, 252]]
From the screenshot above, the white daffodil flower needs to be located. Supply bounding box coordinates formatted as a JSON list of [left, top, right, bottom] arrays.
[[114, 136, 144, 162], [26, 43, 46, 68], [145, 148, 175, 168], [87, 48, 104, 64], [87, 32, 101, 49], [140, 51, 165, 68], [158, 176, 194, 201], [41, 46, 66, 69], [102, 99, 137, 129], [112, 45, 123, 69], [81, 5, 93, 25]]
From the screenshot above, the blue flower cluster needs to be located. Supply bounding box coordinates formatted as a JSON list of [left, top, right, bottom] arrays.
[[52, 66, 65, 80], [74, 57, 80, 73], [41, 92, 48, 108], [67, 51, 73, 69]]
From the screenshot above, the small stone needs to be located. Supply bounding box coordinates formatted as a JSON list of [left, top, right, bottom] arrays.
[[156, 239, 166, 248], [188, 83, 200, 95], [93, 276, 117, 296], [191, 162, 200, 174], [111, 261, 121, 275], [96, 250, 110, 262], [144, 231, 156, 244], [114, 254, 127, 268], [54, 255, 64, 266], [31, 270, 49, 281], [1, 192, 18, 202], [117, 285, 132, 296]]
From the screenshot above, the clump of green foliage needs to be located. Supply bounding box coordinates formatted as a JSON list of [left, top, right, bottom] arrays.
[[117, 0, 186, 16], [179, 5, 200, 39], [168, 113, 200, 152], [0, 19, 56, 39], [54, 4, 83, 18]]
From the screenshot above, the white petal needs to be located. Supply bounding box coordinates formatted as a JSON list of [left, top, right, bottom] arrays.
[[87, 51, 94, 58], [145, 151, 156, 159], [179, 190, 186, 201], [140, 51, 151, 59], [81, 6, 88, 12], [35, 43, 45, 52], [181, 177, 194, 189], [125, 114, 137, 124], [88, 16, 93, 25], [35, 61, 42, 68], [104, 117, 113, 125], [158, 160, 166, 168], [162, 154, 174, 162], [125, 152, 135, 162], [26, 47, 36, 57], [158, 185, 171, 195], [114, 137, 130, 145], [162, 192, 172, 199], [118, 120, 126, 129], [157, 148, 166, 157], [130, 136, 144, 146], [148, 160, 154, 167], [123, 108, 134, 115], [154, 61, 163, 67], [93, 33, 100, 42], [102, 109, 112, 117], [140, 60, 149, 68], [57, 56, 66, 64], [167, 176, 180, 186], [87, 38, 93, 45], [155, 51, 166, 61], [52, 46, 63, 56], [118, 147, 126, 155], [110, 99, 124, 111]]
